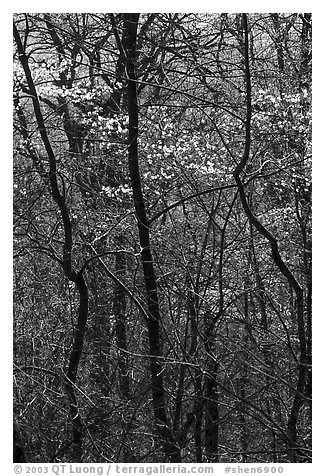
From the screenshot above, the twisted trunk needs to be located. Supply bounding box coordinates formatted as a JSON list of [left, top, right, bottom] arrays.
[[14, 22, 89, 461], [233, 14, 307, 462]]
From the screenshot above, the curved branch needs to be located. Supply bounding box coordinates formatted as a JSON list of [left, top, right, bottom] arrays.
[[14, 21, 76, 281], [149, 183, 237, 224]]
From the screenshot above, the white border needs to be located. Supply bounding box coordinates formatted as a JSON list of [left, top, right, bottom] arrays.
[[3, 4, 324, 474]]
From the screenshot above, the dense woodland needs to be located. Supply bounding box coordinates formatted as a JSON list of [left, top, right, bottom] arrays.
[[13, 13, 311, 463]]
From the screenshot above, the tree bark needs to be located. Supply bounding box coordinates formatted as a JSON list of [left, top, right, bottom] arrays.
[[232, 14, 307, 462], [14, 21, 89, 461], [123, 13, 181, 462]]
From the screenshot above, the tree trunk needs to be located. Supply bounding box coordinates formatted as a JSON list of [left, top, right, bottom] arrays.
[[113, 240, 136, 462], [13, 420, 26, 463], [123, 13, 181, 462], [204, 361, 219, 462], [64, 272, 89, 461], [14, 22, 90, 461], [233, 14, 308, 462]]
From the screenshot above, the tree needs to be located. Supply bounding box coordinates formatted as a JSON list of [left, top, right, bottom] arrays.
[[13, 13, 311, 463]]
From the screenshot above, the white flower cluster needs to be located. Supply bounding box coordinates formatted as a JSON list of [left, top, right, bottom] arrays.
[[101, 184, 133, 202]]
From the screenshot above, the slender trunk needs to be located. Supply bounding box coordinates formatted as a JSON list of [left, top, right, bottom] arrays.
[[193, 375, 204, 463], [114, 244, 130, 401], [13, 420, 26, 463], [204, 309, 219, 462], [271, 14, 285, 75], [202, 195, 235, 463], [64, 272, 88, 461], [123, 13, 180, 462], [14, 22, 89, 461], [239, 289, 249, 462], [233, 14, 307, 462], [298, 11, 312, 417], [187, 285, 203, 463], [204, 359, 219, 462], [299, 13, 312, 92], [249, 225, 282, 461], [113, 240, 136, 462]]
